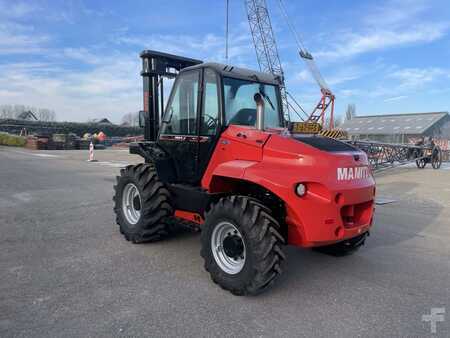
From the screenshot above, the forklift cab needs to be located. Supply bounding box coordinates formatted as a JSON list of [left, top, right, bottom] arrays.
[[137, 51, 283, 185], [159, 63, 284, 184]]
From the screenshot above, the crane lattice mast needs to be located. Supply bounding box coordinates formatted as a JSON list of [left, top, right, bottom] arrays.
[[245, 0, 292, 122]]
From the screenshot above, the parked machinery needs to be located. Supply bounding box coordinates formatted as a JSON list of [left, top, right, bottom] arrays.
[[112, 50, 375, 295], [348, 140, 443, 171]]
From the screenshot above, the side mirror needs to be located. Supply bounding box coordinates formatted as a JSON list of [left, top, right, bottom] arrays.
[[138, 111, 146, 128]]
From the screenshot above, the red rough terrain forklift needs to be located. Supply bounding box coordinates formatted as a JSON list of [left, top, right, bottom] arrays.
[[113, 50, 375, 295]]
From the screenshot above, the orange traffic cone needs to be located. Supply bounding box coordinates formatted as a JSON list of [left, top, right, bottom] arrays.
[[87, 142, 97, 162]]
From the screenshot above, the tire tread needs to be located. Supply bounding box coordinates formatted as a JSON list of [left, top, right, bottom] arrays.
[[113, 163, 174, 243], [201, 195, 285, 296]]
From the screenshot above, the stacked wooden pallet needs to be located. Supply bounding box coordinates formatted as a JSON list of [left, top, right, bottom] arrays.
[[25, 136, 50, 150]]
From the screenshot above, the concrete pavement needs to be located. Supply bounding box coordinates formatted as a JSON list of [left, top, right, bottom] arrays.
[[0, 146, 449, 337]]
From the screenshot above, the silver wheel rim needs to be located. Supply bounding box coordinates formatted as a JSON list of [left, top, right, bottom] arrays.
[[122, 183, 142, 225], [211, 221, 246, 275]]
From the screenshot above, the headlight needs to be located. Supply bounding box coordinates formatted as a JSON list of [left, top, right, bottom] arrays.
[[295, 183, 307, 197]]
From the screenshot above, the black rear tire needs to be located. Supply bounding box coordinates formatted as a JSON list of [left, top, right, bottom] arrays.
[[431, 146, 442, 169], [201, 196, 286, 296], [314, 232, 368, 256], [113, 163, 174, 243]]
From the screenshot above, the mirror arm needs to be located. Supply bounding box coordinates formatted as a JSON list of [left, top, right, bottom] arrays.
[[254, 93, 265, 131]]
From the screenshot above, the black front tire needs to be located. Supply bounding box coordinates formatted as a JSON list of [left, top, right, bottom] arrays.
[[113, 163, 174, 243], [201, 196, 286, 296]]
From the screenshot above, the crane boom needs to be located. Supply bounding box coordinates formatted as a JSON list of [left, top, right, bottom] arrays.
[[245, 0, 291, 122], [277, 0, 335, 128]]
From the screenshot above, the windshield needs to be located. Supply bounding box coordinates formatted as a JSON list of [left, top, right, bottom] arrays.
[[223, 77, 282, 129]]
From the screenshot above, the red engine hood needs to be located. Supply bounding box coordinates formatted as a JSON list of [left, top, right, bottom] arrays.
[[261, 133, 374, 189]]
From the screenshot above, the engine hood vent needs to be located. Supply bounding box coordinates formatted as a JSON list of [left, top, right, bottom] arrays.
[[292, 135, 358, 152]]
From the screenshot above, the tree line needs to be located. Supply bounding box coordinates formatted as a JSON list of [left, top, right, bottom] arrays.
[[0, 105, 56, 121], [121, 112, 139, 127]]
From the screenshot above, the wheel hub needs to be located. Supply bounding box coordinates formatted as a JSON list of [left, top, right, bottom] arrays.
[[211, 221, 246, 274], [133, 195, 141, 211], [223, 234, 244, 259], [122, 183, 142, 225]]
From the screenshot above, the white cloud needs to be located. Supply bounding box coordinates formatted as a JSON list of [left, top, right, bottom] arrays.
[[116, 30, 254, 64], [294, 70, 314, 83], [326, 66, 365, 86], [1, 0, 448, 122], [338, 89, 362, 98], [389, 67, 446, 88], [293, 65, 364, 89], [0, 51, 142, 122], [0, 22, 50, 55], [117, 33, 222, 54], [383, 95, 408, 102], [0, 1, 38, 19], [316, 23, 448, 60], [314, 0, 449, 61], [0, 29, 254, 122], [0, 20, 253, 122], [363, 0, 428, 27], [63, 48, 102, 65]]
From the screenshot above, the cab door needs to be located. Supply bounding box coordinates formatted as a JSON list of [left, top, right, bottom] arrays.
[[197, 68, 221, 180], [158, 69, 201, 183]]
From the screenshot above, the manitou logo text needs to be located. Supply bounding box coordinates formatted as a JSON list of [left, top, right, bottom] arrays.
[[337, 166, 371, 181]]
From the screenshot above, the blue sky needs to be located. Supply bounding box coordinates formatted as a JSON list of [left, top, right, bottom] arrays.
[[1, 0, 449, 122]]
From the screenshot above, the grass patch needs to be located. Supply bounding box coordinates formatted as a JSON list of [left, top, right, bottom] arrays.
[[0, 132, 27, 147]]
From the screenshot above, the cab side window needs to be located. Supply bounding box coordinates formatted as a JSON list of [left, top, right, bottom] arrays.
[[161, 70, 199, 135], [201, 69, 220, 135]]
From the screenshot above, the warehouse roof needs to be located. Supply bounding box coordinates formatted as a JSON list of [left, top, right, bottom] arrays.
[[341, 112, 449, 135]]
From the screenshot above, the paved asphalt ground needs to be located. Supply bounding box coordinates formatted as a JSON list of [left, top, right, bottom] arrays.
[[1, 146, 449, 337]]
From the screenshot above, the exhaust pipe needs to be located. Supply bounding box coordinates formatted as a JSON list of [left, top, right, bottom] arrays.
[[254, 93, 265, 131]]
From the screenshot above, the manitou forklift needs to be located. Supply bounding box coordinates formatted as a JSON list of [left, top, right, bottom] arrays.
[[113, 50, 375, 295]]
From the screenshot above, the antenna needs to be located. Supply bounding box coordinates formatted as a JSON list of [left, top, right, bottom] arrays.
[[225, 0, 229, 63]]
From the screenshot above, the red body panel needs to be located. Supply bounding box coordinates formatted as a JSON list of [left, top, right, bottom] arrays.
[[200, 125, 376, 248], [174, 210, 204, 225]]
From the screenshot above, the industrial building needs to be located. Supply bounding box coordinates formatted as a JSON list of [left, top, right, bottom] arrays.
[[341, 112, 450, 148]]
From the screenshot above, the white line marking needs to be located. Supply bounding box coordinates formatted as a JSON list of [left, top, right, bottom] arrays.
[[31, 153, 61, 158], [7, 149, 62, 158], [376, 197, 397, 205], [13, 192, 32, 202], [96, 161, 129, 168]]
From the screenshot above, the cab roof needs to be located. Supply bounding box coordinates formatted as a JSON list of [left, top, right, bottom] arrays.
[[182, 62, 281, 86]]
